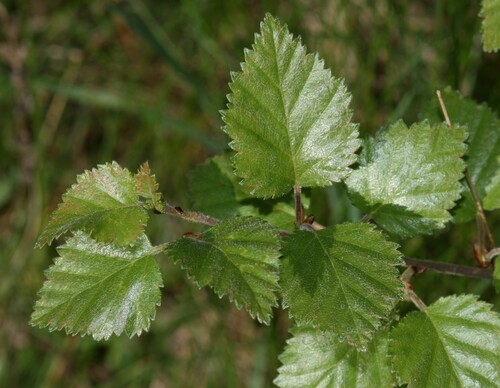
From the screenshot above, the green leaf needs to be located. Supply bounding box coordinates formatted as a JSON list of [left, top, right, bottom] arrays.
[[280, 223, 404, 347], [31, 232, 162, 340], [222, 14, 360, 198], [390, 294, 500, 387], [275, 326, 394, 387], [188, 155, 248, 219], [494, 264, 500, 293], [481, 0, 500, 52], [484, 157, 500, 210], [165, 216, 281, 323], [36, 162, 148, 247], [426, 88, 500, 221], [346, 120, 466, 238], [188, 154, 307, 230], [135, 161, 165, 212]]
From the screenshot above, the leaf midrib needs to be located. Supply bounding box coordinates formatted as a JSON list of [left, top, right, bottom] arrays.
[[36, 253, 149, 322], [426, 310, 466, 388], [197, 237, 274, 315], [312, 231, 363, 340], [269, 21, 297, 185]]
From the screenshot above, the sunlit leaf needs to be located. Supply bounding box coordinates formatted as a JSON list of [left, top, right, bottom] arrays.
[[31, 232, 162, 340], [280, 223, 404, 347], [346, 120, 466, 238], [222, 14, 360, 198], [426, 88, 500, 221], [484, 157, 500, 210], [391, 294, 500, 387], [135, 161, 165, 212], [275, 326, 394, 387], [166, 216, 281, 324], [481, 0, 500, 52], [36, 162, 148, 247]]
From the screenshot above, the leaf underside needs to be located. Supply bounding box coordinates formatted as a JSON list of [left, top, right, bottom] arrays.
[[36, 162, 148, 247], [346, 120, 466, 238], [481, 0, 500, 52], [165, 216, 281, 324], [275, 326, 394, 388], [280, 222, 404, 347], [390, 294, 500, 388], [426, 88, 500, 221], [31, 232, 163, 340], [222, 14, 360, 198]]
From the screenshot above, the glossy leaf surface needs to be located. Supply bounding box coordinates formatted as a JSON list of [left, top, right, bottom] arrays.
[[426, 88, 500, 221], [31, 232, 162, 340], [391, 294, 500, 387], [37, 162, 148, 247], [346, 120, 466, 238], [166, 216, 281, 323], [275, 326, 394, 387], [222, 14, 360, 198], [280, 223, 403, 347]]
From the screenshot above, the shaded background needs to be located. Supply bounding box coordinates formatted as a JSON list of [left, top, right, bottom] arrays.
[[1, 0, 499, 386]]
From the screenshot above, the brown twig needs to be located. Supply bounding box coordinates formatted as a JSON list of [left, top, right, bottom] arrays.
[[404, 256, 493, 279], [159, 203, 220, 226], [486, 248, 500, 262], [400, 266, 427, 310], [436, 90, 452, 127], [436, 90, 496, 259]]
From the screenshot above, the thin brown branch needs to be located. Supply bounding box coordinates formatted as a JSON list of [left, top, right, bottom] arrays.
[[403, 256, 493, 279], [400, 266, 416, 282], [406, 288, 427, 311], [487, 247, 500, 262], [159, 203, 220, 226], [436, 90, 496, 254], [436, 90, 452, 127], [465, 172, 495, 249], [400, 266, 427, 310]]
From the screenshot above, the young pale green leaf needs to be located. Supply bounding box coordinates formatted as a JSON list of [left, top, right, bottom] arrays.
[[188, 154, 305, 230], [36, 162, 148, 247], [280, 223, 404, 347], [426, 88, 500, 221], [481, 0, 500, 52], [275, 326, 394, 388], [31, 232, 163, 340], [346, 120, 466, 238], [222, 14, 360, 198], [135, 161, 165, 212], [165, 216, 281, 324], [484, 157, 500, 210], [390, 294, 500, 387]]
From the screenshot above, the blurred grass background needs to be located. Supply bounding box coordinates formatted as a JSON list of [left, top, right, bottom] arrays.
[[1, 0, 499, 386]]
